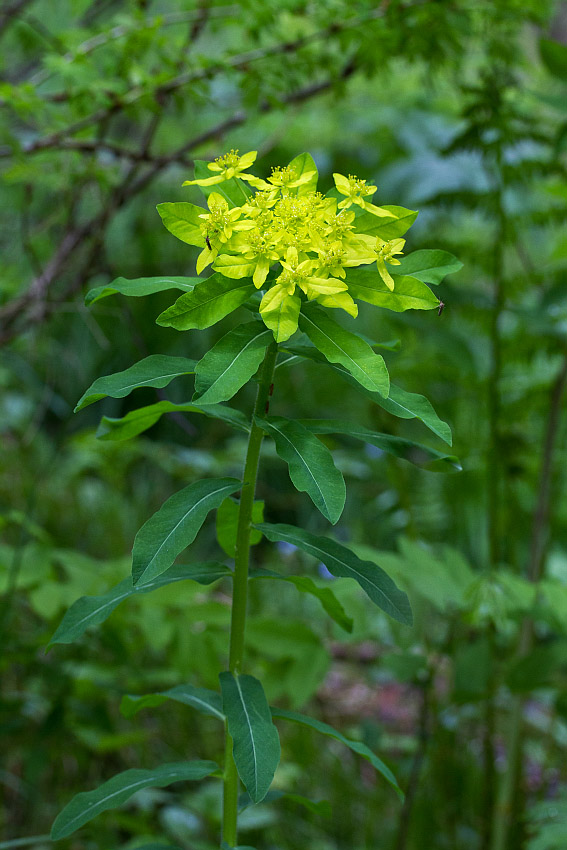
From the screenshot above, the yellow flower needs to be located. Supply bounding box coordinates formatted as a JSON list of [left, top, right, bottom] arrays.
[[195, 193, 253, 273], [343, 235, 405, 290], [167, 152, 419, 336], [333, 172, 392, 218], [278, 247, 347, 301], [183, 150, 258, 187], [234, 229, 281, 288], [247, 164, 316, 193]]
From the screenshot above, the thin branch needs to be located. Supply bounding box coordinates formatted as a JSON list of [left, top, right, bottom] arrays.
[[3, 6, 380, 129], [28, 7, 241, 88], [0, 62, 356, 345]]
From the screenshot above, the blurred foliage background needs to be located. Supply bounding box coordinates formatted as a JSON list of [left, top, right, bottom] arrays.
[[2, 1, 567, 849]]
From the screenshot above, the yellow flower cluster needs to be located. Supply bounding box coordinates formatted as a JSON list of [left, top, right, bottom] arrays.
[[186, 150, 405, 341]]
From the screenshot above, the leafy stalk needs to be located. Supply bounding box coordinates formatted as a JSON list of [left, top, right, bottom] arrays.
[[222, 340, 278, 847]]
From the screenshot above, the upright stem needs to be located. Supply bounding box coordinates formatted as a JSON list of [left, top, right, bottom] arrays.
[[222, 340, 278, 848], [393, 678, 431, 850], [482, 154, 505, 850], [491, 351, 567, 850]]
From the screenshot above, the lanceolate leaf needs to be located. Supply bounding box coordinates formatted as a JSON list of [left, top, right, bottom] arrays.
[[220, 672, 280, 803], [120, 683, 224, 720], [289, 152, 318, 196], [49, 562, 230, 646], [376, 384, 452, 446], [301, 419, 461, 472], [279, 343, 451, 446], [85, 276, 199, 306], [132, 478, 241, 585], [213, 255, 258, 279], [298, 305, 389, 397], [96, 400, 249, 441], [156, 202, 206, 247], [193, 161, 252, 207], [51, 762, 218, 839], [319, 363, 453, 446], [355, 205, 418, 239], [270, 707, 402, 797], [346, 268, 439, 312], [194, 322, 271, 405], [157, 275, 255, 331], [260, 292, 301, 343], [74, 355, 196, 412], [238, 789, 331, 817], [393, 249, 463, 284], [256, 523, 412, 625], [249, 569, 353, 632], [256, 415, 346, 525]]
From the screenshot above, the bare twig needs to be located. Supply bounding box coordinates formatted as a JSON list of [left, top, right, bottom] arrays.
[[0, 62, 356, 345], [2, 6, 379, 131]]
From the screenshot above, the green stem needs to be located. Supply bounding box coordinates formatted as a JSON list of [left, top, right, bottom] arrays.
[[491, 351, 567, 850], [222, 339, 278, 848]]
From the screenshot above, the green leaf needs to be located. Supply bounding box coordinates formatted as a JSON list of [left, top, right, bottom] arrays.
[[51, 762, 218, 839], [156, 202, 206, 247], [256, 523, 412, 625], [540, 38, 567, 80], [256, 415, 346, 524], [74, 355, 196, 412], [271, 707, 402, 797], [317, 361, 452, 446], [376, 384, 452, 446], [157, 274, 255, 331], [250, 569, 353, 632], [96, 400, 249, 441], [0, 838, 52, 849], [194, 322, 271, 405], [85, 276, 199, 306], [194, 161, 252, 207], [220, 672, 281, 803], [216, 497, 264, 557], [120, 683, 224, 720], [393, 249, 463, 284], [298, 305, 389, 397], [346, 269, 439, 312], [288, 151, 318, 196], [280, 345, 453, 446], [301, 419, 460, 472], [48, 562, 230, 646], [213, 254, 258, 279], [132, 478, 241, 585], [282, 792, 331, 817], [355, 205, 418, 239], [260, 292, 301, 343], [238, 789, 331, 817]]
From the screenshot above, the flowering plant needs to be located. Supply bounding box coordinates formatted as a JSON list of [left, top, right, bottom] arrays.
[[50, 151, 461, 849], [160, 150, 413, 345]]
